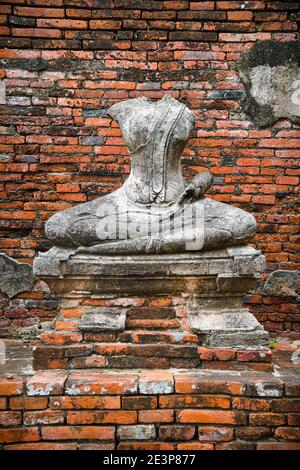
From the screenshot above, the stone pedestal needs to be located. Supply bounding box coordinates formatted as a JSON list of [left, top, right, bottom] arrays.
[[33, 244, 272, 371]]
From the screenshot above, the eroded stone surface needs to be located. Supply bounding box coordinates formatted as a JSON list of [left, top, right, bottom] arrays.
[[0, 254, 35, 298], [79, 309, 126, 332], [238, 41, 300, 127], [264, 270, 300, 299]]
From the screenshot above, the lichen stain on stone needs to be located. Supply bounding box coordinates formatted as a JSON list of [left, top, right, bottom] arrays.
[[0, 254, 35, 298], [254, 382, 282, 397], [237, 40, 300, 127], [65, 384, 81, 396], [264, 270, 300, 298]]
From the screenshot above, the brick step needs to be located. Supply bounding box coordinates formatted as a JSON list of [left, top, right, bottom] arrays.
[[33, 343, 201, 370], [83, 330, 199, 345], [34, 342, 273, 371]]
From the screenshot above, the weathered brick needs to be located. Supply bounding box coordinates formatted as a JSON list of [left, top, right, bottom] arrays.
[[159, 425, 195, 441], [118, 441, 175, 450], [67, 410, 137, 425], [139, 371, 174, 394], [271, 399, 300, 413], [0, 411, 22, 426], [49, 396, 120, 410], [257, 442, 300, 450], [65, 371, 138, 395], [26, 371, 68, 396], [117, 425, 156, 440], [235, 427, 272, 440], [198, 426, 234, 442], [4, 443, 77, 450], [177, 442, 214, 450], [42, 426, 115, 441], [23, 410, 65, 425], [275, 427, 300, 441], [159, 395, 231, 409], [288, 414, 300, 426], [122, 396, 157, 410], [0, 427, 40, 443], [232, 398, 270, 411], [0, 376, 23, 396], [139, 410, 174, 423], [249, 413, 286, 426]]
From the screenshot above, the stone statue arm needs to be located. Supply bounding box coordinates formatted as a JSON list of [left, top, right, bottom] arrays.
[[178, 172, 213, 205]]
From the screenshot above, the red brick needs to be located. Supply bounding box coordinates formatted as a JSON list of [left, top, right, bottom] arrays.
[[4, 443, 77, 450], [228, 11, 253, 21], [90, 20, 121, 29], [257, 442, 300, 450], [274, 427, 300, 441], [40, 332, 83, 345], [190, 2, 215, 10], [67, 410, 137, 425], [288, 414, 300, 426], [232, 398, 270, 411], [66, 9, 92, 18], [198, 426, 234, 442], [42, 426, 115, 441], [271, 399, 300, 413], [37, 19, 87, 29], [276, 176, 299, 185], [159, 425, 196, 441], [0, 411, 22, 426], [118, 441, 175, 450], [249, 413, 286, 426], [199, 347, 235, 361], [177, 442, 214, 450], [94, 343, 132, 356], [14, 7, 64, 17], [70, 355, 106, 368], [0, 376, 23, 396], [49, 396, 120, 410], [139, 410, 174, 423], [0, 428, 40, 443], [0, 398, 6, 409], [159, 395, 231, 409], [174, 373, 244, 395], [178, 410, 246, 425], [122, 396, 157, 410], [235, 427, 272, 440], [236, 349, 272, 362], [24, 410, 64, 425], [139, 371, 174, 394], [78, 443, 115, 450]]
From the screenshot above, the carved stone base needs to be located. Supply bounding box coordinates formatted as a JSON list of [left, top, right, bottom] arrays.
[[33, 245, 271, 371]]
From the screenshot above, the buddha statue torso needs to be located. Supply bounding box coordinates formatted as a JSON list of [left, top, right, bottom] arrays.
[[109, 95, 192, 205], [45, 95, 257, 253]]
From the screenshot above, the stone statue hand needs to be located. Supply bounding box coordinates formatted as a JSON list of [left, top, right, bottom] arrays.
[[178, 172, 213, 205]]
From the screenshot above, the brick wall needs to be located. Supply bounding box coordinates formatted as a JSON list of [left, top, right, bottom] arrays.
[[0, 1, 299, 338], [1, 369, 300, 450]]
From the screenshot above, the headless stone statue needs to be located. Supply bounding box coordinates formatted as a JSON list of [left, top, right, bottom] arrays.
[[45, 95, 256, 254]]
